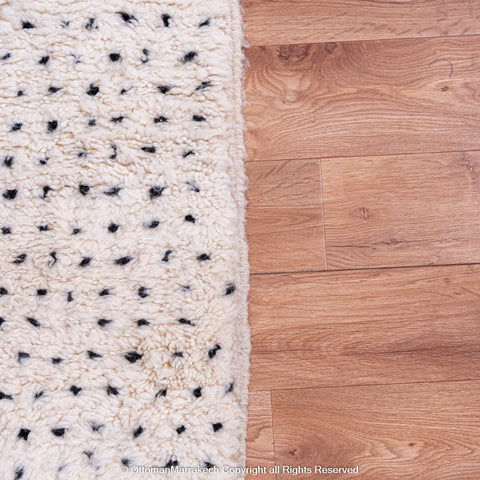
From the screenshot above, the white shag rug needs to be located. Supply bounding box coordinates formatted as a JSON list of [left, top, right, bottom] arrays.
[[0, 1, 249, 478]]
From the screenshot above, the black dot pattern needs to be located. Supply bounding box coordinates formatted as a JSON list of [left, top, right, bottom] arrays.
[[0, 1, 248, 476]]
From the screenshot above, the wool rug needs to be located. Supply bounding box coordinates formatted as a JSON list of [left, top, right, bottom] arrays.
[[0, 0, 249, 478]]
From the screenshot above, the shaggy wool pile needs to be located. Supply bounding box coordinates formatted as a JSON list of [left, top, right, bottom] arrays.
[[0, 0, 249, 478]]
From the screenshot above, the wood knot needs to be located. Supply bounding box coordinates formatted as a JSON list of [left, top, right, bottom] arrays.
[[359, 207, 369, 220], [324, 42, 337, 54]]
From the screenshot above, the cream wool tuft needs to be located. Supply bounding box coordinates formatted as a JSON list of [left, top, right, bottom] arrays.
[[0, 0, 249, 478]]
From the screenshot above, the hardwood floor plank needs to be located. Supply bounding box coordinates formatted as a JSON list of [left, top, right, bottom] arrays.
[[244, 0, 480, 47], [271, 381, 480, 479], [248, 266, 480, 390], [247, 159, 325, 273], [245, 36, 480, 162], [321, 151, 480, 269], [247, 391, 276, 477]]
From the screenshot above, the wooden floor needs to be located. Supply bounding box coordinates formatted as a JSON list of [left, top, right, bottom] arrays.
[[243, 2, 480, 479]]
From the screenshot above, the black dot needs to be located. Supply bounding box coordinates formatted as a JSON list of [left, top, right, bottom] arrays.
[[85, 18, 96, 30], [0, 317, 5, 328], [136, 319, 150, 327], [17, 90, 24, 96], [155, 388, 167, 397], [187, 181, 200, 192], [109, 53, 121, 62], [14, 467, 24, 480], [51, 357, 63, 364], [91, 423, 103, 432], [18, 428, 30, 440], [114, 256, 132, 266], [67, 291, 73, 302], [196, 80, 211, 91], [133, 425, 144, 438], [104, 186, 121, 196], [38, 224, 50, 232], [141, 146, 156, 153], [197, 253, 210, 261], [99, 288, 110, 296], [183, 150, 195, 158], [13, 253, 27, 264], [79, 184, 89, 195], [88, 350, 102, 359], [154, 116, 168, 124], [79, 256, 92, 267], [147, 220, 160, 229], [165, 459, 178, 468], [34, 391, 44, 399], [199, 18, 210, 27], [173, 352, 183, 358], [69, 385, 82, 395], [0, 390, 13, 400], [107, 385, 119, 396], [42, 186, 52, 198], [1, 227, 11, 235], [192, 114, 206, 122], [225, 283, 236, 295], [51, 428, 66, 437], [204, 461, 215, 469], [37, 289, 47, 296], [97, 318, 112, 327], [162, 250, 172, 262], [47, 120, 58, 132], [124, 351, 142, 363], [108, 223, 119, 233], [48, 86, 62, 94], [138, 286, 149, 298], [117, 11, 137, 23], [162, 14, 171, 27], [149, 186, 164, 199], [0, 287, 7, 296], [184, 215, 196, 223], [11, 123, 22, 131], [72, 227, 81, 235], [181, 51, 197, 63], [87, 119, 96, 126], [178, 318, 194, 326], [225, 382, 234, 393], [111, 116, 124, 123], [208, 344, 221, 359], [87, 84, 99, 96], [39, 55, 49, 65], [176, 425, 186, 435], [1, 53, 11, 61], [157, 85, 171, 94], [212, 422, 223, 432], [122, 458, 131, 467], [27, 317, 41, 327], [22, 21, 35, 29], [2, 155, 14, 167]]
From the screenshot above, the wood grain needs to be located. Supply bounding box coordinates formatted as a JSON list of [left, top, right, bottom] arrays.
[[244, 0, 480, 46], [249, 265, 480, 391], [321, 151, 480, 269], [247, 159, 325, 273], [272, 381, 480, 479], [247, 391, 276, 478], [245, 36, 480, 162]]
